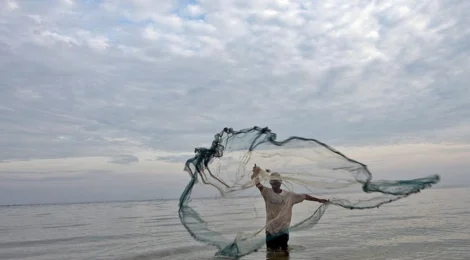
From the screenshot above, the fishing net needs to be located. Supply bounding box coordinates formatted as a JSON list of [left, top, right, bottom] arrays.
[[178, 127, 440, 258]]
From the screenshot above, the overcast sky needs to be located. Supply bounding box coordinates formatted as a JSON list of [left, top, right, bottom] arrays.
[[1, 0, 469, 205]]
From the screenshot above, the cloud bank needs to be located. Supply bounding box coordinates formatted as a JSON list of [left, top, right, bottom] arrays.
[[0, 0, 469, 204]]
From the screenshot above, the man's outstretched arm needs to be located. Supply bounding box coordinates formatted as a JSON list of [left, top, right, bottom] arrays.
[[304, 194, 329, 203]]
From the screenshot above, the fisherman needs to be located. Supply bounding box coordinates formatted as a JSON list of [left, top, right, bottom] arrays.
[[251, 165, 329, 256]]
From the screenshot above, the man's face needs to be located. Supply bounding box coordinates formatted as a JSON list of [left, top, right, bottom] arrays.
[[269, 180, 282, 189]]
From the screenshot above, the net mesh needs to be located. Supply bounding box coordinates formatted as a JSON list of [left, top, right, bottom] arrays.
[[178, 126, 440, 258]]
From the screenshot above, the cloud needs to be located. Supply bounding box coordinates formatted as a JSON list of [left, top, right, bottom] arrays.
[[0, 0, 469, 203], [155, 154, 190, 163], [3, 0, 19, 11], [108, 155, 139, 165]]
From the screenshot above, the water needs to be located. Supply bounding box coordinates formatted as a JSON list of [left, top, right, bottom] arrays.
[[1, 187, 469, 260]]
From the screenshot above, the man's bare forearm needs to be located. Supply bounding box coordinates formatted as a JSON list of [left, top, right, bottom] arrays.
[[304, 194, 328, 203]]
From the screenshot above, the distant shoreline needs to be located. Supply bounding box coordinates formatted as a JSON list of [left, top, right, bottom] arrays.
[[1, 185, 468, 207]]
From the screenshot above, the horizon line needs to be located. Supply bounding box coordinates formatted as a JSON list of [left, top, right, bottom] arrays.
[[1, 184, 467, 207]]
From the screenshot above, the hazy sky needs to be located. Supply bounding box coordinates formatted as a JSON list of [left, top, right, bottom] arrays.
[[1, 0, 469, 205]]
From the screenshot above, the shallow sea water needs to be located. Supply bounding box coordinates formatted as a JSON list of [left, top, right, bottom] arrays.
[[1, 187, 469, 260]]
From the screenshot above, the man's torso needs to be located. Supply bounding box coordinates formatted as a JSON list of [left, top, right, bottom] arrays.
[[261, 188, 295, 234]]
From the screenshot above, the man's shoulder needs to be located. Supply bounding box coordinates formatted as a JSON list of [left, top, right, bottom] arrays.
[[261, 187, 273, 196], [262, 187, 273, 193], [283, 190, 303, 197], [280, 189, 293, 195]]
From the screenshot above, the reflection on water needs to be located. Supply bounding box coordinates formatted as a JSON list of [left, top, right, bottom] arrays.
[[266, 250, 290, 260]]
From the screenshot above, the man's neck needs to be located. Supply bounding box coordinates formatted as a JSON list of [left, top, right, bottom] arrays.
[[273, 188, 282, 194]]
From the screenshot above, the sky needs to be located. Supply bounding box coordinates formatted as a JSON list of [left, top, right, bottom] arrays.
[[0, 0, 469, 205]]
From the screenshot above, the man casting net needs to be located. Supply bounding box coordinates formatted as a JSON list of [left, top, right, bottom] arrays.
[[178, 126, 440, 258]]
